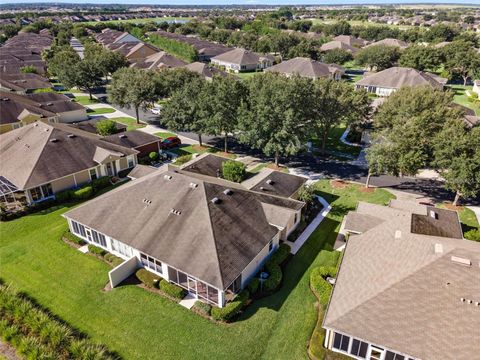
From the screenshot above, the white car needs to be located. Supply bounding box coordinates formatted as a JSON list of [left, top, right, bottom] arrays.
[[150, 107, 162, 115]]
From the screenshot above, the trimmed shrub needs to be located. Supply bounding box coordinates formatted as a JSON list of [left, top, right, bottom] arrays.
[[149, 152, 159, 161], [91, 177, 111, 192], [221, 160, 246, 183], [247, 277, 260, 295], [104, 253, 124, 267], [269, 243, 291, 265], [464, 228, 480, 241], [262, 243, 291, 293], [55, 189, 73, 203], [135, 269, 159, 288], [192, 301, 211, 316], [174, 154, 192, 165], [63, 231, 85, 246], [88, 245, 106, 257], [310, 266, 337, 306], [159, 279, 186, 299], [72, 185, 93, 200], [211, 289, 249, 322]]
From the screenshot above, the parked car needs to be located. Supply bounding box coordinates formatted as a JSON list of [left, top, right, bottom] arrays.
[[151, 107, 162, 115], [159, 136, 181, 150]]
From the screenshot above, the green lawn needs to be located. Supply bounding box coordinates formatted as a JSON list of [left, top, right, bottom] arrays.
[[73, 96, 100, 105], [87, 107, 116, 115], [236, 72, 263, 81], [108, 117, 145, 131], [154, 131, 177, 140], [311, 124, 362, 157], [446, 84, 480, 116], [0, 180, 394, 360]]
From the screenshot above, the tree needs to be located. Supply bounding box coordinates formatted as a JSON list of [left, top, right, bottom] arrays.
[[68, 59, 104, 100], [287, 39, 321, 60], [153, 68, 201, 98], [442, 41, 480, 85], [95, 119, 117, 136], [204, 76, 246, 153], [20, 65, 38, 74], [433, 120, 480, 206], [310, 79, 370, 155], [297, 184, 315, 206], [84, 43, 128, 80], [238, 73, 314, 166], [48, 48, 80, 78], [398, 45, 440, 71], [161, 77, 209, 146], [321, 48, 353, 65], [355, 45, 401, 71], [221, 160, 246, 183], [109, 67, 157, 123]]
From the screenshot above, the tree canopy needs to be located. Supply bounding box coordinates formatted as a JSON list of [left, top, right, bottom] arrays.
[[355, 45, 401, 71]]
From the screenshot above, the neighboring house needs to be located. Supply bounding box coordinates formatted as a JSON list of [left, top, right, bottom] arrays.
[[324, 200, 479, 360], [67, 118, 127, 134], [473, 79, 480, 95], [95, 28, 141, 45], [63, 161, 305, 308], [27, 92, 88, 123], [103, 130, 162, 157], [0, 73, 52, 94], [211, 48, 274, 73], [130, 51, 186, 70], [184, 62, 229, 81], [320, 41, 360, 54], [106, 41, 159, 61], [265, 57, 345, 80], [333, 35, 368, 47], [0, 122, 138, 206], [355, 67, 447, 96], [365, 38, 409, 49]]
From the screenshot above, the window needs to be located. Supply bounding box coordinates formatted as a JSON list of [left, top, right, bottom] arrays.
[[30, 187, 42, 201], [350, 339, 368, 358], [140, 252, 162, 274], [30, 184, 53, 201], [89, 168, 97, 180], [41, 184, 53, 197], [268, 240, 273, 252], [333, 333, 350, 353], [294, 212, 298, 224], [71, 220, 86, 237], [91, 230, 107, 247], [111, 238, 132, 257], [385, 351, 405, 360], [127, 156, 135, 168]]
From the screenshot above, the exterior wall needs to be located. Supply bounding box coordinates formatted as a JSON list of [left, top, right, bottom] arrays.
[[57, 109, 88, 123], [127, 45, 157, 60], [0, 123, 14, 134], [118, 157, 128, 171], [355, 85, 396, 97], [240, 231, 280, 288], [109, 256, 139, 287], [136, 142, 160, 157], [51, 174, 77, 193], [211, 59, 258, 73], [74, 170, 90, 186]]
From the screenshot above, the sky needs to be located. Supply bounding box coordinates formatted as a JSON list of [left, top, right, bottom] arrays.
[[4, 0, 480, 5]]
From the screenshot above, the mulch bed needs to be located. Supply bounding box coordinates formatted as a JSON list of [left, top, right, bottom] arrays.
[[267, 163, 287, 171], [442, 204, 464, 211], [330, 180, 348, 189], [356, 185, 375, 193], [192, 145, 209, 152]]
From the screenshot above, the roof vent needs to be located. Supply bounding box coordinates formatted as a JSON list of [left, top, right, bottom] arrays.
[[266, 179, 274, 185], [67, 134, 76, 138], [164, 175, 172, 180], [223, 188, 233, 195], [1, 98, 10, 101], [451, 256, 471, 267], [170, 208, 181, 215], [119, 134, 127, 138], [142, 198, 152, 205], [434, 243, 443, 254], [394, 230, 401, 239], [46, 102, 53, 106], [211, 197, 220, 204], [430, 210, 438, 219], [189, 182, 198, 189], [49, 138, 58, 143], [259, 186, 265, 191]]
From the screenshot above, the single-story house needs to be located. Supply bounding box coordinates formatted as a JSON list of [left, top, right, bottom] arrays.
[[103, 130, 162, 157], [0, 122, 138, 206], [63, 162, 305, 307], [355, 67, 447, 96], [211, 48, 274, 73], [324, 200, 479, 359], [106, 41, 159, 62], [184, 62, 229, 81], [365, 38, 409, 49], [0, 73, 52, 94], [333, 35, 368, 47], [131, 51, 186, 70], [95, 28, 141, 45], [320, 41, 360, 54], [265, 57, 345, 80], [0, 91, 88, 134]]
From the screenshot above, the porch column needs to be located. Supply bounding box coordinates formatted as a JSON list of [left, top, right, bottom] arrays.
[[218, 290, 225, 308]]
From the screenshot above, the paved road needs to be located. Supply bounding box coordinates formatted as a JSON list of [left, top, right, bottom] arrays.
[[95, 91, 479, 205]]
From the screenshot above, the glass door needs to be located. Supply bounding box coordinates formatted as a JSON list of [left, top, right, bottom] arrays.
[[85, 229, 93, 243], [369, 346, 384, 360], [187, 277, 197, 295]]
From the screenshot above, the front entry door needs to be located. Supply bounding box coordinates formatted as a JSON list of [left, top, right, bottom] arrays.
[[369, 346, 384, 360], [188, 277, 197, 295], [106, 162, 117, 176]]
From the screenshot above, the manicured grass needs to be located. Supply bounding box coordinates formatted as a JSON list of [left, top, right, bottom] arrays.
[[311, 124, 362, 157], [73, 96, 99, 105], [171, 144, 210, 156], [110, 117, 146, 131], [87, 107, 116, 115], [0, 180, 394, 359], [446, 84, 480, 116], [154, 131, 177, 140], [236, 72, 263, 81]]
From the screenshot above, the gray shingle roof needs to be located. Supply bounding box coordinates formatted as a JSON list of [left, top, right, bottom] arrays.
[[264, 57, 343, 79], [355, 67, 446, 89]]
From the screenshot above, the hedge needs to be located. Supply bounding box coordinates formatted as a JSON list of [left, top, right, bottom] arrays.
[[211, 289, 249, 322], [262, 243, 291, 293], [55, 189, 73, 202], [247, 277, 260, 295], [92, 177, 111, 191], [0, 283, 116, 359], [159, 279, 186, 299], [135, 269, 160, 288], [192, 301, 211, 316], [104, 253, 124, 267], [174, 154, 192, 165], [464, 228, 480, 241], [63, 230, 85, 246], [148, 34, 198, 62], [72, 185, 93, 200], [88, 244, 106, 257], [269, 243, 291, 265], [310, 266, 337, 307]]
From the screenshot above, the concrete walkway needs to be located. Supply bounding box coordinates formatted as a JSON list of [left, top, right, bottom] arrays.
[[467, 206, 480, 225], [339, 126, 362, 147], [179, 293, 197, 309], [285, 195, 331, 255]]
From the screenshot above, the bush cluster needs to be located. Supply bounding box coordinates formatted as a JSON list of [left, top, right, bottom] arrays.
[[159, 279, 186, 299], [174, 154, 193, 165], [0, 283, 116, 360], [72, 185, 93, 199], [221, 160, 246, 183], [464, 228, 480, 241], [62, 230, 85, 246], [91, 177, 112, 191], [192, 301, 211, 316], [247, 277, 260, 295], [88, 245, 106, 257], [104, 253, 124, 267], [262, 243, 291, 292], [135, 269, 160, 288], [310, 266, 338, 306], [210, 289, 249, 322]]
